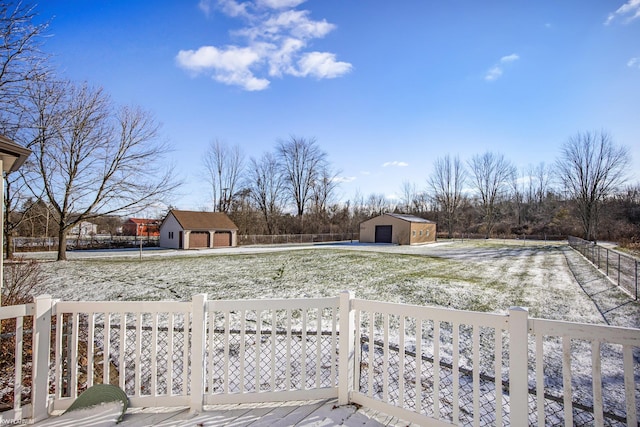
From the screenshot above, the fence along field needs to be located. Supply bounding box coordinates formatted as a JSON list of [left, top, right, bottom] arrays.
[[568, 236, 639, 300], [11, 233, 356, 252]]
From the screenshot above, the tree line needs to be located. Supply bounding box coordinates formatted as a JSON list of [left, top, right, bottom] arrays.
[[202, 132, 636, 247], [12, 130, 639, 247]]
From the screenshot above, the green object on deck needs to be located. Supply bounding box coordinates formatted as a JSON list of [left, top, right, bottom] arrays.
[[63, 384, 128, 423]]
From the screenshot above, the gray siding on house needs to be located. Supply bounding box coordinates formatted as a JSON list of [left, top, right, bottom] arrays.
[[159, 213, 182, 249]]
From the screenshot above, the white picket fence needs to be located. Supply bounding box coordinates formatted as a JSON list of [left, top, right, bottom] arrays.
[[1, 292, 639, 426]]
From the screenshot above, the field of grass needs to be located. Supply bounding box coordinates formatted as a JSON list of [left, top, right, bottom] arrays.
[[30, 240, 640, 328]]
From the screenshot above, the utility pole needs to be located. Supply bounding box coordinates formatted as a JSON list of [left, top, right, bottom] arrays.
[[221, 188, 229, 212]]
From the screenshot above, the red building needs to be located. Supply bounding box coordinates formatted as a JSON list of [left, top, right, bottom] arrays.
[[122, 218, 161, 237]]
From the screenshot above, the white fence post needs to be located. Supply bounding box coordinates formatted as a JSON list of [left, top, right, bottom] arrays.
[[32, 295, 53, 422], [508, 306, 529, 426], [190, 294, 207, 413], [338, 291, 355, 405]]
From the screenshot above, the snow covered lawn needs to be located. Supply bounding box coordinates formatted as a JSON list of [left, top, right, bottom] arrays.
[[29, 239, 639, 327], [13, 240, 639, 425]]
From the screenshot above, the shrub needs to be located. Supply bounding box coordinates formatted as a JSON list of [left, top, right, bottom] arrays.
[[2, 257, 43, 306]]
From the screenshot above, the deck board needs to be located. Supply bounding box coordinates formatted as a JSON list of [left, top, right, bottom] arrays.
[[269, 399, 332, 426], [120, 407, 190, 426], [244, 402, 303, 426], [33, 398, 410, 426]]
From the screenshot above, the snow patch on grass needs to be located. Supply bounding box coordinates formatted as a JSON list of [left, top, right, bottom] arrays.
[[30, 240, 639, 327]]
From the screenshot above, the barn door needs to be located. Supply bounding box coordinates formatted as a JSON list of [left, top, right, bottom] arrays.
[[375, 225, 392, 243]]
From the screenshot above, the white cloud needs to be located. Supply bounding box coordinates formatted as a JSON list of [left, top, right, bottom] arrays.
[[177, 0, 351, 90], [259, 10, 335, 40], [176, 45, 270, 91], [628, 57, 640, 68], [295, 52, 353, 78], [268, 37, 304, 76], [605, 0, 640, 25], [198, 0, 214, 16], [258, 0, 307, 9], [485, 53, 519, 81], [217, 0, 251, 18], [333, 175, 356, 183], [500, 53, 519, 63], [382, 161, 409, 167], [176, 45, 259, 70], [485, 66, 503, 81]]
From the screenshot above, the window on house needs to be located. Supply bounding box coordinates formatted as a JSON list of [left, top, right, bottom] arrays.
[[419, 230, 422, 236], [412, 230, 416, 236], [169, 231, 174, 239]]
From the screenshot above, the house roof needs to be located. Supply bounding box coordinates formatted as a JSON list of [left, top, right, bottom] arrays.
[[168, 210, 238, 231], [127, 218, 160, 225], [385, 213, 435, 223], [0, 135, 31, 173]]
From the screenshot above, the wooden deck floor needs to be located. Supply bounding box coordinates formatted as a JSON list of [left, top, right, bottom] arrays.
[[36, 399, 415, 426]]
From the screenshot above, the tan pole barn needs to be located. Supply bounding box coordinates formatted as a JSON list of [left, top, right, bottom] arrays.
[[359, 213, 436, 245]]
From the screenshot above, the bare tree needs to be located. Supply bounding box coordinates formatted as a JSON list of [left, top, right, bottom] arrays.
[[510, 167, 525, 227], [468, 152, 514, 238], [517, 162, 553, 228], [366, 193, 392, 217], [411, 191, 431, 214], [203, 139, 245, 213], [556, 130, 630, 242], [399, 181, 418, 214], [4, 177, 49, 258], [21, 78, 178, 260], [247, 152, 285, 234], [428, 155, 466, 238], [311, 166, 340, 215], [348, 189, 368, 228], [1, 1, 49, 258], [524, 162, 552, 207], [276, 136, 327, 217], [0, 0, 49, 128]]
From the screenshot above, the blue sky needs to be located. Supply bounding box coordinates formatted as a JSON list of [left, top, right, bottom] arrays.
[[35, 0, 640, 210]]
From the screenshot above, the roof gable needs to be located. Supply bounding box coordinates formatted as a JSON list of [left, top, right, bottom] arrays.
[[168, 210, 238, 230]]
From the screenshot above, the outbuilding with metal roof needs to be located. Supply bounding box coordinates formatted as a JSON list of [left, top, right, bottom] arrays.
[[359, 213, 436, 245]]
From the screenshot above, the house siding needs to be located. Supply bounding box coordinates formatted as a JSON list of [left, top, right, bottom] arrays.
[[159, 213, 182, 249], [67, 221, 97, 237]]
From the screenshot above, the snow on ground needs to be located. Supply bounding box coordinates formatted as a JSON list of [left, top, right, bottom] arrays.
[[24, 239, 639, 327], [18, 240, 639, 425]]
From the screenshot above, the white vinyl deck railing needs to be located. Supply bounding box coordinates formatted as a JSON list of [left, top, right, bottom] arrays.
[[1, 292, 639, 426]]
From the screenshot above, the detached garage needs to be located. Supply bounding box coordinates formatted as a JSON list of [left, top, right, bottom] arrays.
[[360, 213, 436, 245], [159, 210, 238, 249]]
